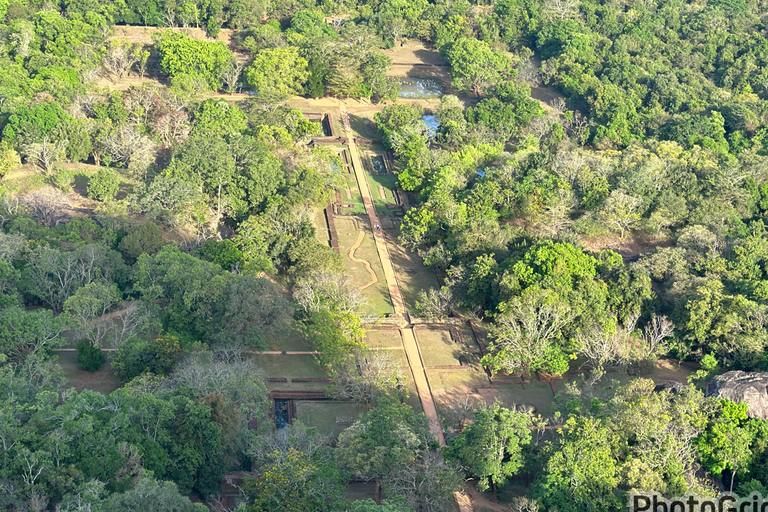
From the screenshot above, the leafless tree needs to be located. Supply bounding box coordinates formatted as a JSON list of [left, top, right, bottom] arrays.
[[293, 268, 366, 314], [383, 451, 462, 512], [488, 290, 573, 376], [21, 137, 67, 172], [511, 497, 542, 512], [543, 0, 580, 20], [600, 189, 644, 238], [101, 125, 157, 178], [641, 315, 675, 358], [102, 39, 143, 83], [0, 233, 25, 262], [578, 312, 640, 383], [535, 188, 576, 237], [171, 349, 269, 423], [222, 60, 244, 95], [414, 286, 454, 320], [110, 301, 153, 349], [328, 349, 406, 406], [24, 245, 114, 313], [10, 21, 34, 57], [154, 110, 191, 147], [517, 57, 541, 87], [0, 188, 21, 228], [124, 84, 161, 124], [21, 188, 67, 227]]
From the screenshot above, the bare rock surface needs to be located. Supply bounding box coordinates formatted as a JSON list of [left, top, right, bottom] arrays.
[[706, 371, 768, 420]]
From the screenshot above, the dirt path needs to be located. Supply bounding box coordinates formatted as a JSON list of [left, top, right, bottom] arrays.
[[338, 99, 446, 445], [400, 327, 446, 445], [348, 230, 379, 290], [340, 101, 407, 317]]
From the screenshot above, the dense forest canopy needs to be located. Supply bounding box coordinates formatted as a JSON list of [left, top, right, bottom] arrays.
[[3, 0, 768, 510]]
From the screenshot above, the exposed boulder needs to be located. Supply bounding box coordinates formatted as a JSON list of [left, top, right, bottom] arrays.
[[706, 371, 768, 420]]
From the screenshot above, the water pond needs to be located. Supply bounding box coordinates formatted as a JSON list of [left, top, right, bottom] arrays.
[[398, 78, 443, 99]]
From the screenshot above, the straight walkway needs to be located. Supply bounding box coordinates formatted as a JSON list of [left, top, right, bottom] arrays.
[[338, 101, 444, 444], [339, 102, 406, 317]]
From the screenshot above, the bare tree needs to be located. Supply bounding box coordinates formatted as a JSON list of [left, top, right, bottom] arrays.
[[21, 137, 67, 172], [543, 0, 580, 20], [21, 188, 67, 228], [171, 349, 270, 423], [102, 39, 143, 83], [0, 188, 21, 228], [600, 189, 644, 238], [516, 56, 541, 87], [414, 287, 454, 320], [63, 281, 122, 347], [100, 125, 157, 178], [328, 350, 406, 406], [124, 84, 161, 124], [0, 233, 25, 262], [110, 301, 153, 349], [293, 269, 366, 314], [222, 60, 244, 95], [486, 290, 573, 376], [383, 451, 462, 512], [641, 314, 675, 358], [10, 21, 34, 58], [154, 110, 191, 147], [578, 313, 640, 382]]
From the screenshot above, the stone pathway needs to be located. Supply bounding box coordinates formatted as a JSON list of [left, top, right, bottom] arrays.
[[338, 100, 445, 445]]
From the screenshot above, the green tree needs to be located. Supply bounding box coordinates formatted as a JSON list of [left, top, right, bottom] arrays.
[[0, 142, 21, 179], [245, 47, 309, 97], [336, 398, 432, 482], [533, 416, 620, 512], [76, 339, 106, 371], [444, 402, 532, 492], [87, 167, 121, 201], [244, 448, 343, 512], [447, 38, 512, 96], [697, 400, 757, 492], [119, 222, 163, 263], [156, 31, 233, 90], [106, 477, 207, 511]]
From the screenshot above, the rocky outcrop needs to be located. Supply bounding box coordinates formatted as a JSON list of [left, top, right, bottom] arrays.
[[706, 371, 768, 420]]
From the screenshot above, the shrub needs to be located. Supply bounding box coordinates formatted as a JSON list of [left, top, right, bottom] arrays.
[[50, 168, 73, 192], [88, 168, 120, 201], [76, 340, 106, 372], [118, 221, 163, 263]]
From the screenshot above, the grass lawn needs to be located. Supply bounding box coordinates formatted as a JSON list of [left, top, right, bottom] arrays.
[[365, 170, 400, 218], [250, 354, 326, 379], [335, 216, 394, 317], [293, 400, 367, 437], [488, 380, 557, 417], [365, 330, 409, 366], [427, 368, 490, 393], [265, 326, 313, 352], [341, 171, 366, 215], [415, 327, 482, 368], [348, 113, 380, 139], [58, 351, 121, 394], [387, 238, 439, 313], [366, 329, 403, 348]]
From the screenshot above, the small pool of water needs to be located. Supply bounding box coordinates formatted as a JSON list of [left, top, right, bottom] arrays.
[[398, 78, 443, 99], [371, 155, 386, 174], [422, 115, 439, 138], [274, 399, 290, 429]]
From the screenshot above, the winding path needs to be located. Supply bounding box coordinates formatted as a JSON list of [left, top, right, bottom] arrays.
[[338, 101, 445, 446], [347, 230, 379, 290]]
